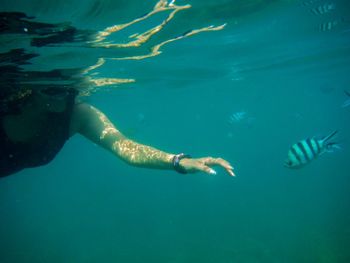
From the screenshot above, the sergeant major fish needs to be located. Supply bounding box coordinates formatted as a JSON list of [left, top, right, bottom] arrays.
[[284, 131, 339, 168]]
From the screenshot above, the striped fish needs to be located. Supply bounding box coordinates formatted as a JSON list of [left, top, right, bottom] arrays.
[[319, 20, 339, 32], [284, 131, 338, 168], [303, 0, 321, 6], [311, 3, 336, 16]]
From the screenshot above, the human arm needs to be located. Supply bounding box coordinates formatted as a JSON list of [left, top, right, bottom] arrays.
[[70, 103, 235, 176]]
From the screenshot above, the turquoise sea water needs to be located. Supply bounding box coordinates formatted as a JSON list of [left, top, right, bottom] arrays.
[[1, 0, 350, 262]]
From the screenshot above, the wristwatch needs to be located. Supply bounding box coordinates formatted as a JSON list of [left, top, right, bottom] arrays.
[[172, 153, 191, 174]]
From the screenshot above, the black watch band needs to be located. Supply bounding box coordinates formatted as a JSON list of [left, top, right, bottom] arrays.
[[172, 153, 191, 174]]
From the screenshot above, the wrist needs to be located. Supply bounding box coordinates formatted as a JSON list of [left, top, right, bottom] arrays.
[[172, 153, 191, 174]]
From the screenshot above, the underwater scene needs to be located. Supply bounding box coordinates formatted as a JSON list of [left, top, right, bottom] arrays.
[[0, 0, 350, 262]]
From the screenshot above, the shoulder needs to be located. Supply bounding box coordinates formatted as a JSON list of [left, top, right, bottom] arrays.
[[69, 103, 107, 136], [72, 102, 94, 114], [69, 103, 97, 136]]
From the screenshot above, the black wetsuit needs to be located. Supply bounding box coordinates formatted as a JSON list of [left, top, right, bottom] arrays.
[[0, 91, 76, 177]]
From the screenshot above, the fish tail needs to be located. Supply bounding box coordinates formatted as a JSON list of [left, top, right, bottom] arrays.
[[344, 90, 350, 97]]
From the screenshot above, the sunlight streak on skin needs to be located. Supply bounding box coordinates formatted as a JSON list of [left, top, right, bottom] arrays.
[[112, 139, 173, 167], [90, 105, 123, 140], [89, 105, 173, 167]]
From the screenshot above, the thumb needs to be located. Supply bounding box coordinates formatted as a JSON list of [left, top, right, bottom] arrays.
[[200, 165, 217, 175]]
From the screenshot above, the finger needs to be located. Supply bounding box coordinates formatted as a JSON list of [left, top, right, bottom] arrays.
[[216, 160, 235, 176], [217, 158, 233, 170], [203, 157, 235, 176], [216, 158, 235, 177], [226, 168, 235, 177], [217, 158, 234, 171], [206, 167, 217, 175], [204, 157, 232, 168], [197, 163, 217, 175]]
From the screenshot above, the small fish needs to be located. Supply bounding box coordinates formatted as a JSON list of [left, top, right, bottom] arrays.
[[342, 100, 350, 108], [229, 111, 247, 123], [342, 90, 350, 108], [284, 131, 339, 168], [311, 3, 336, 16], [318, 20, 339, 32], [303, 0, 321, 6]]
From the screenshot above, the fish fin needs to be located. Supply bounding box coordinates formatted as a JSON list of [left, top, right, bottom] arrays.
[[322, 130, 338, 143], [345, 90, 350, 97], [325, 142, 342, 153]]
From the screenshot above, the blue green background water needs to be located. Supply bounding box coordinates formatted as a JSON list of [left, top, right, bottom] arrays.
[[1, 0, 350, 262]]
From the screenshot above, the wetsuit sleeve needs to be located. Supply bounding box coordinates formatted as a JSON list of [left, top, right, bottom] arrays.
[[71, 103, 175, 170]]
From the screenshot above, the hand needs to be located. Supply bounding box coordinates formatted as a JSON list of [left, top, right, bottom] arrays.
[[179, 157, 235, 177]]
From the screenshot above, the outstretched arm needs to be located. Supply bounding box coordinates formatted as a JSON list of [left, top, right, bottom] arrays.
[[70, 103, 235, 176]]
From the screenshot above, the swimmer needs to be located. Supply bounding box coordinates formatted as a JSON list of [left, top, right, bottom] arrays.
[[0, 86, 235, 177]]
